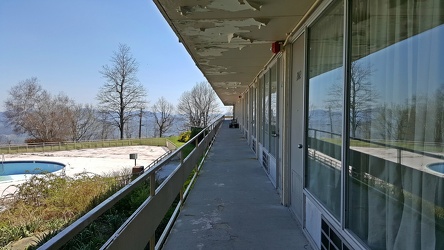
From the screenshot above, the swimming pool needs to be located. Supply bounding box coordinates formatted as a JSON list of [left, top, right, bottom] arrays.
[[426, 162, 444, 174], [0, 160, 65, 180]]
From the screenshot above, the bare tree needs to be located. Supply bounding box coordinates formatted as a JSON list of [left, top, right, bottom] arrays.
[[177, 81, 220, 128], [97, 110, 116, 139], [152, 97, 175, 137], [97, 43, 147, 139], [4, 78, 74, 142], [326, 61, 377, 138], [4, 77, 42, 135], [125, 118, 135, 139], [68, 103, 98, 141]]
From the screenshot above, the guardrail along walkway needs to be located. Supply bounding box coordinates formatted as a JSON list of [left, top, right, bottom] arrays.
[[163, 121, 312, 249]]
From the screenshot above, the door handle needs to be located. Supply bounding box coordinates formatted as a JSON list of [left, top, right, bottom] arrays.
[[297, 144, 303, 149]]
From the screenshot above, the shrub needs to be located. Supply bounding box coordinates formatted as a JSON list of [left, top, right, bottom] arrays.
[[190, 127, 203, 140], [0, 173, 125, 248], [178, 131, 191, 142]]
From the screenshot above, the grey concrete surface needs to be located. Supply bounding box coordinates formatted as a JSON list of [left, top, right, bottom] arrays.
[[163, 121, 312, 250]]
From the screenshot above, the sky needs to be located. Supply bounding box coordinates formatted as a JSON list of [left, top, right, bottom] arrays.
[[0, 0, 214, 112], [309, 24, 444, 110]]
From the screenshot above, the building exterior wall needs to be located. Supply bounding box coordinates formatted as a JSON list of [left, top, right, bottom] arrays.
[[237, 0, 444, 249]]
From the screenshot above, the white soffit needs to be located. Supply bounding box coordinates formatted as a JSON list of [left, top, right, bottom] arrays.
[[153, 0, 316, 105]]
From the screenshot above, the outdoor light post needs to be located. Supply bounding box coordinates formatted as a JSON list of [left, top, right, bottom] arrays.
[[130, 153, 144, 179], [129, 153, 138, 166]]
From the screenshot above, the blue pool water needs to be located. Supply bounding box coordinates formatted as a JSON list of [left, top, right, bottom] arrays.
[[427, 162, 444, 174], [0, 160, 65, 176]]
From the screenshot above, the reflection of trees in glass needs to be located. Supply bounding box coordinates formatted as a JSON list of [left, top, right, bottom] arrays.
[[264, 77, 270, 136], [308, 104, 317, 129], [376, 90, 444, 144], [375, 103, 414, 140], [270, 91, 277, 134], [434, 86, 444, 144], [326, 61, 377, 138]]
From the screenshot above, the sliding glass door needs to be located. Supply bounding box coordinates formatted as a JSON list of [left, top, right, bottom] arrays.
[[306, 0, 344, 220], [346, 0, 444, 249]]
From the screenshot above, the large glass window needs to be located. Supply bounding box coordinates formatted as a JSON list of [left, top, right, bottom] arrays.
[[264, 71, 270, 150], [243, 94, 247, 128], [251, 86, 256, 138], [346, 0, 444, 249], [258, 77, 264, 144], [270, 63, 278, 157], [306, 0, 344, 220]]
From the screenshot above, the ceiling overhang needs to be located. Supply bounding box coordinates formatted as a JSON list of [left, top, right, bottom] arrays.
[[152, 0, 317, 105]]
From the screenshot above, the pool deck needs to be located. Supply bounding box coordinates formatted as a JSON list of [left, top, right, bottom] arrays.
[[0, 146, 169, 197]]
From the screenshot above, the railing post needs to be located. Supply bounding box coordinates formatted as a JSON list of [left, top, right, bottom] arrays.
[[150, 235, 155, 250], [180, 189, 184, 205], [149, 172, 156, 250], [397, 148, 401, 164], [179, 147, 186, 206], [150, 173, 155, 196], [194, 161, 199, 175], [180, 150, 184, 165]]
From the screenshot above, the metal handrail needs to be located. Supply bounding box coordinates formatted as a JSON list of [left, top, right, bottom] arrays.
[[39, 116, 224, 249], [144, 150, 173, 171], [308, 128, 444, 160]]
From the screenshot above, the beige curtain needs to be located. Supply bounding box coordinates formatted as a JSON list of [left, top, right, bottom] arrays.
[[349, 0, 444, 249]]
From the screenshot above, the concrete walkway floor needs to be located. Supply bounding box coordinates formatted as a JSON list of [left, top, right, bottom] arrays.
[[163, 121, 312, 250]]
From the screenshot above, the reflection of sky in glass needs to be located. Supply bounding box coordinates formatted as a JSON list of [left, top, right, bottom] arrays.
[[309, 24, 444, 109], [308, 68, 343, 134], [251, 87, 256, 136], [309, 68, 343, 110], [360, 24, 444, 105], [264, 73, 270, 131], [271, 65, 277, 126]]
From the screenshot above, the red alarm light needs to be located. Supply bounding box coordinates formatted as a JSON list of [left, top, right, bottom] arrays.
[[271, 41, 281, 54]]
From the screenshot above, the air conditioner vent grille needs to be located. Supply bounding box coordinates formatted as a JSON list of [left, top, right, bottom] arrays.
[[321, 219, 350, 250]]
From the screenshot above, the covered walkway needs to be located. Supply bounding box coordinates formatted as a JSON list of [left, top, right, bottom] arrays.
[[163, 121, 312, 249]]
